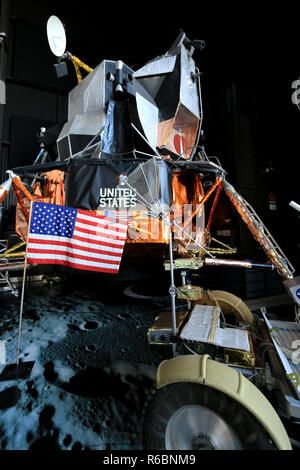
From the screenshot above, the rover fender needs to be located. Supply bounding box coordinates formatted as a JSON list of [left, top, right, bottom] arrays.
[[156, 354, 292, 450], [196, 290, 254, 325]]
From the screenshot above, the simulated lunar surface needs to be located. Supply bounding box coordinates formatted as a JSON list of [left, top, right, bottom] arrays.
[[0, 275, 176, 450], [0, 273, 298, 451]]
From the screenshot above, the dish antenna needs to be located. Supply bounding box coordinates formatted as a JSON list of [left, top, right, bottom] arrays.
[[46, 15, 66, 57]]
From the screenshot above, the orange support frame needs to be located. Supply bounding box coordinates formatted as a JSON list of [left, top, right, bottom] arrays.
[[182, 177, 223, 230], [205, 180, 223, 234], [12, 177, 35, 222]]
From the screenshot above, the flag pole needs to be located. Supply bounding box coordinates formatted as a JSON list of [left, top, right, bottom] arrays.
[[16, 201, 33, 366]]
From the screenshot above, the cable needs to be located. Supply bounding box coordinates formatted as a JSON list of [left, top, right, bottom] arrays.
[[248, 372, 259, 381], [183, 341, 200, 356]]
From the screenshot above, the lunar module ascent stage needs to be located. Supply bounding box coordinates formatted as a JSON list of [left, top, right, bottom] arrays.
[[1, 16, 300, 450]]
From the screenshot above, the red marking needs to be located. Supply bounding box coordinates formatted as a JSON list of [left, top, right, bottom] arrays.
[[173, 134, 185, 155]]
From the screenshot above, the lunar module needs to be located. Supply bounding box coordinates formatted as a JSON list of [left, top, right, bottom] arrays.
[[1, 16, 300, 450]]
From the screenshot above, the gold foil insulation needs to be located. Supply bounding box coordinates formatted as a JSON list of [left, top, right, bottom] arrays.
[[177, 285, 203, 301], [14, 170, 65, 242], [125, 213, 169, 244], [172, 170, 205, 249], [224, 332, 256, 368]]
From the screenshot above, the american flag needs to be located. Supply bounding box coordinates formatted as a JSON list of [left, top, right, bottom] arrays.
[[27, 202, 128, 274]]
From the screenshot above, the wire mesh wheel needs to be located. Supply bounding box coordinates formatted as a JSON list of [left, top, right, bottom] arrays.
[[143, 382, 276, 450]]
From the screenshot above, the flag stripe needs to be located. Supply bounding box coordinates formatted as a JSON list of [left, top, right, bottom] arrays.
[[26, 257, 120, 274], [76, 214, 127, 232], [72, 233, 125, 249], [28, 236, 124, 254], [30, 253, 120, 269], [27, 244, 122, 261], [77, 209, 127, 220], [74, 224, 127, 240], [29, 232, 126, 248], [27, 248, 121, 264]]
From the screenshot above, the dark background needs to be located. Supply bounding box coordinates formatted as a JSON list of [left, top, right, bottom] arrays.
[[0, 0, 300, 296]]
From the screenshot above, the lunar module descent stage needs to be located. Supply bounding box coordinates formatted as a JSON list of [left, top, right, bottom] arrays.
[[1, 17, 300, 450]]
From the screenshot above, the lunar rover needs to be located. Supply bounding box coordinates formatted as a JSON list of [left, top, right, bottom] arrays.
[[0, 16, 300, 450]]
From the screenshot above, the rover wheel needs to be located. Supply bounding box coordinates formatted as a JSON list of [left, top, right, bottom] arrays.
[[143, 383, 275, 450]]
